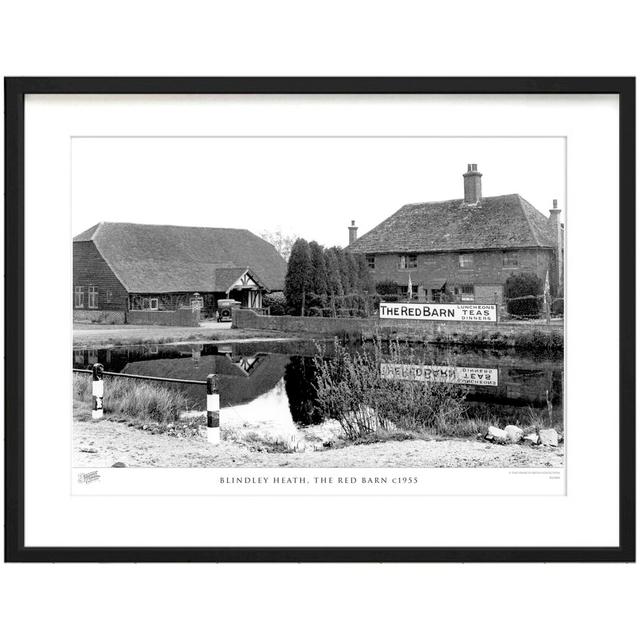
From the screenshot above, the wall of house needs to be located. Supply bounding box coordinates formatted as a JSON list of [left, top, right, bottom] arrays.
[[361, 248, 555, 302], [73, 241, 129, 313]]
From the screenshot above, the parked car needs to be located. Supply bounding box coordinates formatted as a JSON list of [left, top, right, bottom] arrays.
[[216, 298, 241, 322]]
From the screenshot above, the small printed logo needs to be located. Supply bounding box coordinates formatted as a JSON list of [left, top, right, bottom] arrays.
[[78, 470, 101, 484]]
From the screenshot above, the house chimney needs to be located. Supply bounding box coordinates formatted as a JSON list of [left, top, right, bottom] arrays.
[[463, 163, 482, 204], [348, 220, 358, 245], [548, 199, 563, 295]]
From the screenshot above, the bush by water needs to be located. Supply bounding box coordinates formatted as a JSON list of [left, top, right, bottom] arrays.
[[314, 339, 469, 440]]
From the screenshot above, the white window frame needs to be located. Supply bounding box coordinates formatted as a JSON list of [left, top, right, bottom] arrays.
[[399, 254, 417, 269], [74, 286, 84, 308], [502, 251, 519, 267], [142, 297, 158, 311], [459, 253, 474, 268], [460, 285, 475, 302], [88, 285, 98, 309]]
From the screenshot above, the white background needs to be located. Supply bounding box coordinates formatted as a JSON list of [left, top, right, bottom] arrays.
[[72, 136, 565, 245], [27, 94, 607, 546], [1, 2, 638, 640]]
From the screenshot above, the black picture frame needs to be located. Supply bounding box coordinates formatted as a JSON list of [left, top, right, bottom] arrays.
[[4, 77, 635, 563]]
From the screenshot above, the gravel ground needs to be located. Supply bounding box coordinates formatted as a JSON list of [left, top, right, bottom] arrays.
[[74, 418, 564, 468]]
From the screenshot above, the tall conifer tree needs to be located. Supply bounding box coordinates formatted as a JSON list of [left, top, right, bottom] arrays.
[[284, 238, 312, 315]]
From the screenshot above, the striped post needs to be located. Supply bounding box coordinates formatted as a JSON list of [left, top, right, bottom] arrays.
[[92, 363, 104, 420], [206, 373, 220, 444]]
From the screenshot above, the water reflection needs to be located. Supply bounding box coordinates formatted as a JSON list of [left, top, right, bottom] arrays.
[[73, 339, 563, 428]]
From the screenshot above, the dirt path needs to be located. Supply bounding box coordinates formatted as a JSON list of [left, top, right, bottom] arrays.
[[74, 419, 564, 468]]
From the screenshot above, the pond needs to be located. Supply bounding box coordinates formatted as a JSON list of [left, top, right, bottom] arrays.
[[73, 339, 563, 435]]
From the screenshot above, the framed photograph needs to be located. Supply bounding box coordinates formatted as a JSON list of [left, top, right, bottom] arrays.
[[4, 77, 635, 562]]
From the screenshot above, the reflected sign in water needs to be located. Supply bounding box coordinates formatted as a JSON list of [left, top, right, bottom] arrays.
[[380, 362, 499, 386]]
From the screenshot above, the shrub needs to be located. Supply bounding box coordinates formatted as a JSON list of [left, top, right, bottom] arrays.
[[505, 273, 543, 317], [262, 292, 287, 315], [514, 330, 564, 354], [376, 279, 400, 301], [551, 298, 564, 316], [314, 339, 467, 440]]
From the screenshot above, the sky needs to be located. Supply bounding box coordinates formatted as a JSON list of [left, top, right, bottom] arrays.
[[72, 136, 566, 248]]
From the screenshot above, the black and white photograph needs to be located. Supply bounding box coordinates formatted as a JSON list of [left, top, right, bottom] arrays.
[[71, 138, 565, 472], [5, 77, 633, 564]]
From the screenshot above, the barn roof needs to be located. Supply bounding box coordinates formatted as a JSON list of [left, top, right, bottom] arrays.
[[73, 222, 286, 293], [348, 194, 556, 254]]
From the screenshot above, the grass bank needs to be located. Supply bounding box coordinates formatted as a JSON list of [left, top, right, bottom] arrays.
[[73, 372, 197, 425]]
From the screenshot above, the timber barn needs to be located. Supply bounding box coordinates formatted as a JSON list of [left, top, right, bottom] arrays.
[[348, 165, 564, 305], [73, 222, 287, 323]]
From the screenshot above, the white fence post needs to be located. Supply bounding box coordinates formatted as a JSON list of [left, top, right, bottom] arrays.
[[207, 373, 220, 444], [92, 363, 104, 420]]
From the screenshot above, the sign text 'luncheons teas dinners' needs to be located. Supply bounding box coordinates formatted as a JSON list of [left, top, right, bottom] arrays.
[[379, 302, 497, 322], [380, 363, 499, 387]]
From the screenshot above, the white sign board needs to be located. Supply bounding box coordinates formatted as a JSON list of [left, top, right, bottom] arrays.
[[379, 302, 497, 322], [380, 363, 499, 387]]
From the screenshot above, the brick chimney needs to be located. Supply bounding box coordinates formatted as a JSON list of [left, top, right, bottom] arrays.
[[549, 199, 563, 295], [348, 220, 358, 245], [463, 164, 482, 204]]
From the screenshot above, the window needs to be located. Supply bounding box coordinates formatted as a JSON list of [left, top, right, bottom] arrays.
[[74, 286, 84, 308], [106, 289, 113, 303], [460, 285, 475, 302], [88, 285, 98, 309], [458, 254, 474, 268], [398, 285, 418, 300], [502, 251, 519, 267], [143, 297, 159, 311], [366, 254, 376, 270], [399, 254, 417, 269], [431, 289, 444, 302]]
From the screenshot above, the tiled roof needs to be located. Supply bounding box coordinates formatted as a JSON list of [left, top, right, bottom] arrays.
[[73, 222, 286, 293], [349, 194, 555, 254]]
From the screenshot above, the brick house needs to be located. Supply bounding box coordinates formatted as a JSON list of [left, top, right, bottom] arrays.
[[73, 222, 286, 323], [348, 165, 564, 305]]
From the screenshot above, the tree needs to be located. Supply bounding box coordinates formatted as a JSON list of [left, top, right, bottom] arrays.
[[284, 238, 312, 315], [505, 273, 543, 317], [354, 253, 375, 294], [308, 241, 329, 312], [324, 248, 344, 316], [259, 228, 297, 261]]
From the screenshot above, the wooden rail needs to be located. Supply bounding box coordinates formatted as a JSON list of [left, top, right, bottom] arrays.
[[72, 368, 207, 386]]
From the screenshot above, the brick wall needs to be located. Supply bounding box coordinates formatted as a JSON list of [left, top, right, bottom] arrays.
[[73, 241, 129, 311], [233, 309, 563, 342], [363, 248, 555, 301], [73, 310, 126, 324], [126, 309, 201, 327]]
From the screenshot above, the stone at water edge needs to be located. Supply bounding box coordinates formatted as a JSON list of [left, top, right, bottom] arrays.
[[487, 426, 508, 443], [523, 433, 539, 445], [504, 425, 524, 443], [539, 429, 559, 447]]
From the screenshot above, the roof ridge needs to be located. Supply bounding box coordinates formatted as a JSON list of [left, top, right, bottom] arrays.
[[98, 221, 258, 233]]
